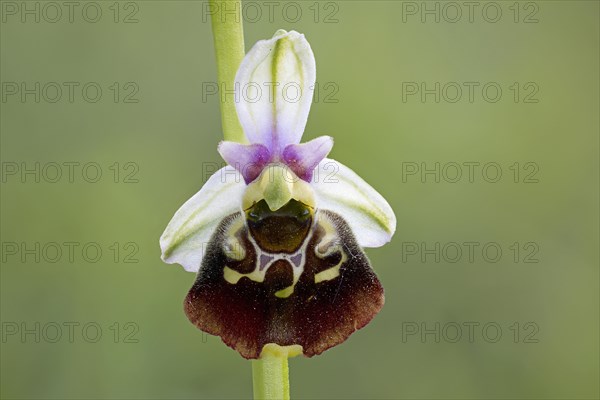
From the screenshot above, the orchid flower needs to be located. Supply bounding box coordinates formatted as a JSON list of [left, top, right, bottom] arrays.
[[160, 30, 396, 359]]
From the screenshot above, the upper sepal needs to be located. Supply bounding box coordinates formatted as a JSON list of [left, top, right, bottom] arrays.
[[234, 30, 316, 151]]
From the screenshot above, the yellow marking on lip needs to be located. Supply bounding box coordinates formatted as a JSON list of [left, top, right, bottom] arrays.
[[315, 216, 339, 257], [314, 265, 341, 283], [275, 286, 294, 298], [223, 266, 244, 284], [315, 246, 348, 283], [222, 217, 246, 260], [224, 264, 300, 299], [223, 266, 266, 285], [223, 224, 313, 297]]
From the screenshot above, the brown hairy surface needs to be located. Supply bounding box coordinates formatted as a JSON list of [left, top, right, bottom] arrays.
[[184, 209, 384, 359]]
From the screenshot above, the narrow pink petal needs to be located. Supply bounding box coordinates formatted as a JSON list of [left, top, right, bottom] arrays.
[[282, 136, 333, 181], [218, 141, 271, 183]]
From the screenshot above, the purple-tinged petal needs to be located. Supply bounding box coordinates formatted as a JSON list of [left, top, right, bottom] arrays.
[[282, 136, 333, 181], [218, 141, 271, 184], [234, 30, 316, 151]]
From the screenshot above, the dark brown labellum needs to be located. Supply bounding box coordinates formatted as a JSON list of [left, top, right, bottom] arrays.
[[184, 200, 384, 359]]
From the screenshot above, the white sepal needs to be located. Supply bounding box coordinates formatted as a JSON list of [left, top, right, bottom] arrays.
[[160, 166, 246, 272], [234, 30, 316, 148], [312, 159, 396, 248]]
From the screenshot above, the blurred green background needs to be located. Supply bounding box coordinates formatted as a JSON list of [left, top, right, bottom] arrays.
[[1, 1, 598, 399]]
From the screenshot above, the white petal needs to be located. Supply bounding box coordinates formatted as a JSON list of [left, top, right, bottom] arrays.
[[312, 159, 396, 248], [234, 30, 316, 149], [160, 166, 246, 272]]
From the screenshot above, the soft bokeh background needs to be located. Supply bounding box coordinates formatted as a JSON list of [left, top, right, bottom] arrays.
[[1, 1, 598, 399]]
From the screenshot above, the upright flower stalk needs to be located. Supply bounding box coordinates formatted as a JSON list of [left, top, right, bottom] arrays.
[[161, 6, 396, 400], [207, 1, 292, 398], [208, 0, 246, 143], [252, 344, 301, 400]]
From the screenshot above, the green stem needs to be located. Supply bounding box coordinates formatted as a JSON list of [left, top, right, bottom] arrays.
[[208, 5, 299, 399], [251, 344, 302, 400], [252, 355, 290, 400], [209, 0, 246, 143]]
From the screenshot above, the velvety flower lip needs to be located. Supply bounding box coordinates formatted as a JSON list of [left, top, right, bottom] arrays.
[[184, 208, 384, 359], [160, 29, 397, 359]]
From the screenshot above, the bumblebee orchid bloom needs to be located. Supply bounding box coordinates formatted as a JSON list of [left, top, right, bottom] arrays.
[[160, 30, 396, 359]]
